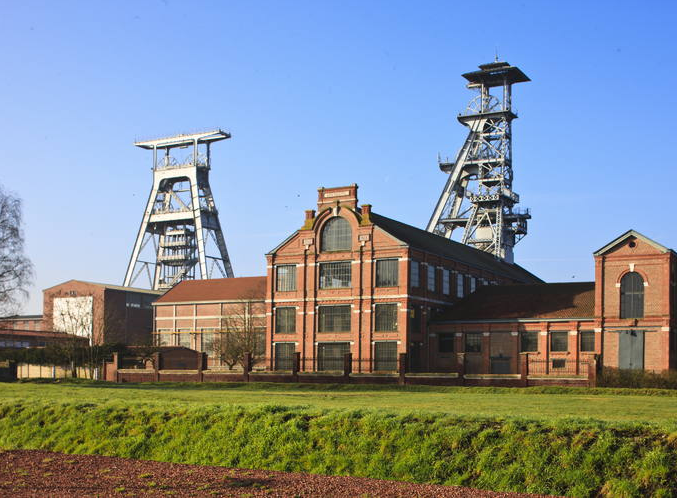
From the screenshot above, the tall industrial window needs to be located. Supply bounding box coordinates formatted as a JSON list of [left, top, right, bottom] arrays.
[[442, 269, 450, 295], [276, 265, 297, 292], [456, 274, 465, 298], [177, 330, 191, 348], [520, 331, 538, 352], [318, 305, 351, 332], [620, 272, 644, 318], [374, 303, 398, 331], [317, 342, 350, 371], [375, 259, 398, 287], [550, 331, 568, 352], [465, 333, 482, 353], [580, 331, 595, 352], [470, 277, 477, 293], [374, 342, 398, 372], [275, 307, 296, 334], [274, 342, 295, 370], [319, 261, 351, 288], [410, 261, 420, 288], [321, 217, 352, 252], [427, 265, 436, 291], [438, 333, 455, 353]]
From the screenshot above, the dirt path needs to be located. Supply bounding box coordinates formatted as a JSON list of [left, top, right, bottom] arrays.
[[0, 450, 556, 497]]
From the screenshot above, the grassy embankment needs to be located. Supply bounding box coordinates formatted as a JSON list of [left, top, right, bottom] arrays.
[[1, 381, 677, 497]]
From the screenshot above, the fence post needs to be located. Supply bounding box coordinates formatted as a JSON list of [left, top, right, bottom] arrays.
[[197, 352, 206, 382], [292, 352, 300, 382], [520, 353, 529, 387], [343, 353, 352, 381], [153, 352, 161, 382], [243, 352, 252, 382], [456, 353, 465, 386], [588, 356, 598, 387], [398, 353, 407, 385]]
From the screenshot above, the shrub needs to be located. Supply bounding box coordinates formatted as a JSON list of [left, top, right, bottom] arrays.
[[598, 368, 677, 390]]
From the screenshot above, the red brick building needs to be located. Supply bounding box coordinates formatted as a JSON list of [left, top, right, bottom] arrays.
[[0, 315, 43, 331], [152, 276, 266, 367], [43, 280, 162, 345], [431, 230, 677, 374], [265, 185, 540, 372]]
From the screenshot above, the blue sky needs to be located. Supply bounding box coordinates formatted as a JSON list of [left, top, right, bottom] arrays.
[[2, 0, 676, 314]]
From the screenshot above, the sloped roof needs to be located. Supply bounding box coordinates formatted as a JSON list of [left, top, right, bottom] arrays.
[[435, 281, 595, 321], [370, 212, 541, 283], [593, 229, 674, 256], [43, 279, 162, 295], [154, 276, 266, 304]]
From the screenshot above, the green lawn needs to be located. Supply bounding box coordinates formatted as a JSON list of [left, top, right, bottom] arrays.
[[3, 381, 677, 427]]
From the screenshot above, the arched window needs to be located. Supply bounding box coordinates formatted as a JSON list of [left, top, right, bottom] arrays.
[[620, 272, 644, 318], [321, 217, 352, 252]]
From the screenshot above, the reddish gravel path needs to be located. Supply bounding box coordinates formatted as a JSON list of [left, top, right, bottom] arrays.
[[0, 450, 557, 497]]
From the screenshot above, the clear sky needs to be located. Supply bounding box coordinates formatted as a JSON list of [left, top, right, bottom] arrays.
[[2, 0, 676, 314]]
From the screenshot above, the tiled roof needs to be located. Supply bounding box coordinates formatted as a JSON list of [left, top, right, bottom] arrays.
[[154, 276, 266, 304], [435, 281, 595, 321], [370, 212, 542, 283]]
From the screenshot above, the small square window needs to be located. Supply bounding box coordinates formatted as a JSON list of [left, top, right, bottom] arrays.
[[465, 333, 481, 353], [550, 331, 568, 352], [579, 331, 595, 352], [438, 333, 455, 353], [520, 331, 538, 352]]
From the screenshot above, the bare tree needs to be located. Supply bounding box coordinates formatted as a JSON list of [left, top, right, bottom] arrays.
[[0, 185, 34, 317], [206, 297, 265, 370]]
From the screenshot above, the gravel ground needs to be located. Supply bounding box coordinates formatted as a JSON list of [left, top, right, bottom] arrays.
[[0, 450, 557, 497]]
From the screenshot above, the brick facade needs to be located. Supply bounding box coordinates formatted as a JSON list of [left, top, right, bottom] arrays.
[[42, 280, 161, 345], [266, 185, 540, 373]]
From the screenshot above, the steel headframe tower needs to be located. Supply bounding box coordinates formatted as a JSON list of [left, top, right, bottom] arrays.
[[124, 129, 234, 291], [426, 61, 531, 264]]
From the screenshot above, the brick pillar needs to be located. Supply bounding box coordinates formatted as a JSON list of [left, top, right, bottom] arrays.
[[112, 352, 120, 383], [292, 352, 300, 382], [343, 352, 352, 380], [588, 355, 598, 387], [520, 353, 529, 387], [153, 352, 160, 382], [197, 352, 206, 382], [398, 352, 407, 385], [456, 353, 465, 385], [243, 352, 252, 382]]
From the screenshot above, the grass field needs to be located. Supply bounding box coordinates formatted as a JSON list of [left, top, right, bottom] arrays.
[[2, 381, 677, 497], [2, 380, 677, 427]]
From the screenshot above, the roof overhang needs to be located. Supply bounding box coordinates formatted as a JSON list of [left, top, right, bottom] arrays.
[[135, 129, 230, 150]]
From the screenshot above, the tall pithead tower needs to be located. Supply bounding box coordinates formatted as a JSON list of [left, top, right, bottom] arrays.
[[427, 61, 531, 263], [124, 129, 234, 291]]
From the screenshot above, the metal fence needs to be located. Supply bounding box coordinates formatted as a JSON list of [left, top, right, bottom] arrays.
[[529, 358, 589, 377]]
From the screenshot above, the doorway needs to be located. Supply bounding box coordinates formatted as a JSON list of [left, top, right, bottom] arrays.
[[618, 330, 644, 370]]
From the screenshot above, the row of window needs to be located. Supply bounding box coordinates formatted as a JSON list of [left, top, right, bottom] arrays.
[[436, 331, 596, 354], [276, 259, 398, 292], [274, 341, 399, 372], [156, 331, 266, 356], [275, 304, 399, 333], [276, 259, 492, 295]]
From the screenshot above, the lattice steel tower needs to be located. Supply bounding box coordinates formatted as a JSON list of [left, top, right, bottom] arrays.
[[124, 129, 234, 291], [427, 61, 531, 263]]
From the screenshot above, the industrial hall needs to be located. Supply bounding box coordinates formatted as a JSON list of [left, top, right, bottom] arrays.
[[148, 184, 677, 378]]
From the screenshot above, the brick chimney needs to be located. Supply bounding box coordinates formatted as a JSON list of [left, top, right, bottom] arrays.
[[360, 204, 372, 224], [317, 184, 358, 211]]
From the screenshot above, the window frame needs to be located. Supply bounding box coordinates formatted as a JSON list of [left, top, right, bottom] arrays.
[[550, 331, 569, 352], [520, 331, 539, 353], [620, 272, 644, 319], [321, 217, 352, 252], [410, 261, 420, 288], [374, 303, 398, 332], [579, 330, 595, 352], [442, 269, 450, 295], [427, 265, 436, 292], [375, 259, 399, 287], [275, 264, 297, 292], [438, 333, 455, 353], [464, 332, 482, 353], [275, 307, 296, 334], [319, 261, 352, 289], [317, 305, 352, 333]]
